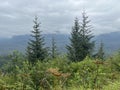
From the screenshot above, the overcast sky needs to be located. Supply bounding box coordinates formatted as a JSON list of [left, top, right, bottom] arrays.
[[0, 0, 120, 37]]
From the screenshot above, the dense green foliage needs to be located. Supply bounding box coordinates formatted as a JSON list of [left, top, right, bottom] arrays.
[[66, 18, 81, 62], [26, 16, 47, 64], [0, 52, 120, 90], [67, 12, 94, 62]]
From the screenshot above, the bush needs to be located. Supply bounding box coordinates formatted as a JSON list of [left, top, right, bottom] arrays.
[[0, 55, 120, 90]]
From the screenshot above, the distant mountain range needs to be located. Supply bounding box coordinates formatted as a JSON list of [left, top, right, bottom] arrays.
[[0, 31, 120, 55], [95, 31, 120, 54], [0, 34, 69, 55]]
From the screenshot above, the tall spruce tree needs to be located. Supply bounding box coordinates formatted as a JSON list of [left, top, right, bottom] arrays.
[[79, 11, 94, 59], [67, 12, 94, 62], [51, 36, 58, 59], [97, 42, 105, 60], [66, 18, 81, 62], [26, 16, 47, 64]]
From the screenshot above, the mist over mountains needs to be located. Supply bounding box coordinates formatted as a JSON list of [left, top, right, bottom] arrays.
[[0, 34, 69, 55], [95, 31, 120, 54], [0, 31, 120, 55]]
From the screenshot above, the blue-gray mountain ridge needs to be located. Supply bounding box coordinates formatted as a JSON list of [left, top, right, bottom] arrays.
[[0, 31, 120, 55]]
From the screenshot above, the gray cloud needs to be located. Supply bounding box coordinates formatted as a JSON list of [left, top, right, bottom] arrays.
[[0, 0, 120, 37]]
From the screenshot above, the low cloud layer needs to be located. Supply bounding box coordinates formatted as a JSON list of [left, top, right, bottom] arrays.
[[0, 0, 120, 37]]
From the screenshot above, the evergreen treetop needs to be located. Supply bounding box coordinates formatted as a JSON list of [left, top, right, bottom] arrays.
[[51, 36, 58, 59], [67, 12, 94, 62], [97, 41, 105, 60], [26, 16, 47, 64]]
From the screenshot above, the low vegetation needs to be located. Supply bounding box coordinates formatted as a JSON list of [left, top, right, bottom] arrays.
[[0, 52, 120, 90]]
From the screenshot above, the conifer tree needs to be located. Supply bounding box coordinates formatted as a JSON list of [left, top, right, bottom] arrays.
[[26, 16, 47, 64], [66, 18, 81, 62], [97, 42, 105, 60], [79, 11, 94, 59], [67, 12, 94, 62], [51, 36, 58, 59]]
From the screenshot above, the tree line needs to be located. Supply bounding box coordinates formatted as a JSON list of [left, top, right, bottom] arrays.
[[26, 11, 104, 64]]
